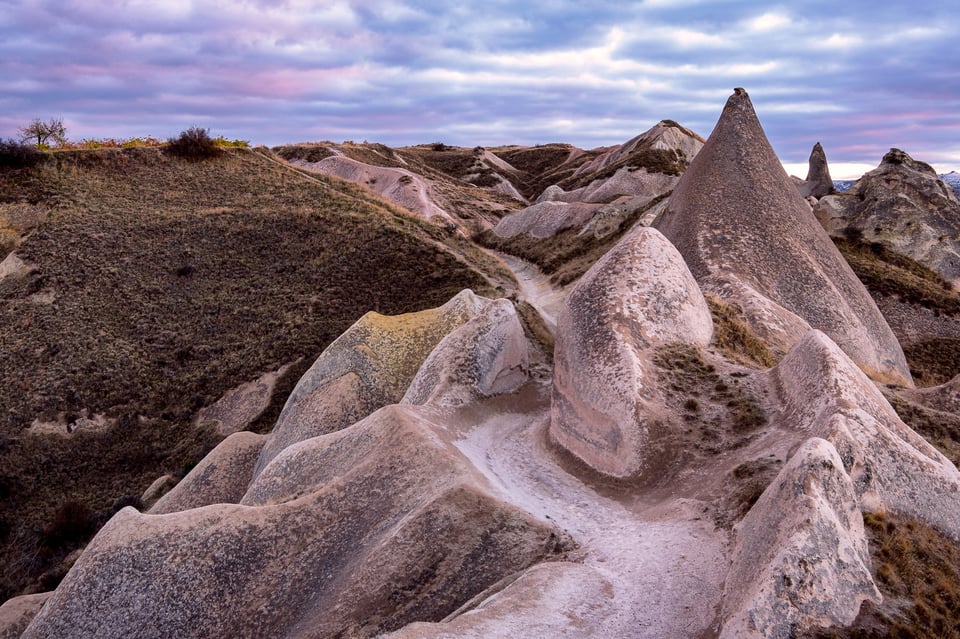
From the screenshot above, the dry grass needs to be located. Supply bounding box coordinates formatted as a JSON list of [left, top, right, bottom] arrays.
[[886, 395, 960, 467], [0, 146, 497, 599], [833, 237, 960, 385], [806, 511, 960, 639], [705, 294, 778, 369], [902, 339, 960, 386], [834, 237, 960, 314]]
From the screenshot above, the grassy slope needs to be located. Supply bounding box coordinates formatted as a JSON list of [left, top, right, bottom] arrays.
[[833, 237, 960, 386], [0, 147, 500, 599]]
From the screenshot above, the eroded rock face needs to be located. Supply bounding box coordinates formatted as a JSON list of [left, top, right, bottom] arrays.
[[0, 593, 50, 639], [550, 226, 713, 478], [795, 142, 835, 199], [814, 148, 960, 288], [384, 562, 616, 639], [253, 289, 490, 474], [149, 431, 266, 514], [772, 330, 960, 539], [402, 298, 529, 408], [295, 155, 459, 225], [23, 405, 562, 639], [720, 438, 880, 639], [655, 88, 912, 386], [492, 120, 703, 240]]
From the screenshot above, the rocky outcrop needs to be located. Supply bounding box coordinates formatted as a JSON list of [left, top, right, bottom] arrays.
[[149, 431, 266, 514], [22, 405, 563, 639], [195, 362, 298, 436], [794, 142, 835, 199], [292, 155, 459, 226], [720, 438, 880, 638], [771, 330, 960, 539], [550, 226, 713, 478], [253, 289, 490, 474], [0, 593, 50, 639], [384, 562, 616, 638], [401, 298, 528, 408], [814, 148, 960, 287], [492, 121, 703, 240], [655, 88, 912, 386]]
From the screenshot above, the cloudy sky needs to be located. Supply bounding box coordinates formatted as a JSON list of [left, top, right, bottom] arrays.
[[2, 0, 958, 177]]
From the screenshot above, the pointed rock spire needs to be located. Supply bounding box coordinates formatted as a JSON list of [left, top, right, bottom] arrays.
[[798, 141, 835, 198], [655, 88, 912, 386]]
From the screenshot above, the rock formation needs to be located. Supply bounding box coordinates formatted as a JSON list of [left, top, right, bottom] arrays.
[[10, 91, 960, 639], [149, 431, 266, 515], [814, 147, 960, 287], [549, 226, 713, 478], [22, 405, 563, 639], [401, 298, 529, 408], [720, 438, 880, 638], [794, 141, 835, 199], [492, 121, 703, 240], [654, 88, 912, 386], [253, 289, 489, 474]]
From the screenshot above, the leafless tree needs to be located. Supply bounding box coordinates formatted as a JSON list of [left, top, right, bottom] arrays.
[[19, 117, 67, 147]]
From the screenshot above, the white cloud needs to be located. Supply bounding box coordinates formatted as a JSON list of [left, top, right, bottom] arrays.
[[748, 11, 791, 31]]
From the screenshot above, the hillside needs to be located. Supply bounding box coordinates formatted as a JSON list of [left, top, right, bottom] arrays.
[[0, 147, 510, 600], [5, 92, 960, 639]]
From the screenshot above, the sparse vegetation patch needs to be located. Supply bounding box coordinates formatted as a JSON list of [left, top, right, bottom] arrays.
[[706, 294, 778, 368], [806, 511, 960, 639]]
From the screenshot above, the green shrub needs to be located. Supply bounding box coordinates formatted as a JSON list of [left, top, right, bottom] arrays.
[[0, 138, 44, 170], [165, 127, 221, 161]]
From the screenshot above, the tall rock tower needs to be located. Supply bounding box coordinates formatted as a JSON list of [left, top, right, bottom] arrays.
[[655, 88, 912, 386]]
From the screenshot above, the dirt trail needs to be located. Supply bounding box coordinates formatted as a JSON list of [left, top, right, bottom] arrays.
[[429, 383, 727, 638], [492, 251, 566, 334]]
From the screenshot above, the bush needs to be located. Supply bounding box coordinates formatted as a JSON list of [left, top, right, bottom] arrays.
[[41, 500, 95, 549], [0, 138, 44, 170], [165, 127, 221, 161]]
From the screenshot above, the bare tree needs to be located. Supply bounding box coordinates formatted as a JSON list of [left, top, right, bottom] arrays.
[[19, 117, 67, 147]]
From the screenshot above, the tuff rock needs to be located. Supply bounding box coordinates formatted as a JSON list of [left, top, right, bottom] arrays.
[[655, 88, 912, 386]]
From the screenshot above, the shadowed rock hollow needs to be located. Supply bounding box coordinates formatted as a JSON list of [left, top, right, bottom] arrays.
[[655, 88, 912, 387]]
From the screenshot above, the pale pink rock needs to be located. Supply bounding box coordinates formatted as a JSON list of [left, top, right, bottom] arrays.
[[720, 438, 880, 639], [402, 299, 528, 408], [23, 405, 563, 639], [655, 88, 912, 386], [149, 431, 266, 514], [550, 226, 713, 478]]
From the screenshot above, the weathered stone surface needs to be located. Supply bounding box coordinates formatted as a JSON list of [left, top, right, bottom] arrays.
[[293, 154, 459, 225], [196, 361, 298, 436], [773, 330, 960, 539], [570, 120, 704, 178], [254, 289, 490, 474], [24, 405, 561, 639], [719, 438, 880, 639], [814, 147, 960, 287], [149, 431, 266, 514], [655, 88, 912, 386], [140, 473, 177, 504], [0, 592, 50, 639], [795, 142, 835, 199], [493, 121, 702, 239], [402, 298, 528, 408], [550, 226, 713, 478], [384, 562, 616, 638]]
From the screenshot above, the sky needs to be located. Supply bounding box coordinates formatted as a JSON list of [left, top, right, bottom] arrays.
[[2, 0, 959, 179]]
